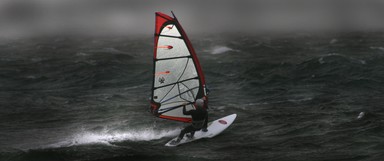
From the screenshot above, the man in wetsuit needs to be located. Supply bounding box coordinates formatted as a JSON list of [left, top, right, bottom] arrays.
[[172, 98, 208, 144]]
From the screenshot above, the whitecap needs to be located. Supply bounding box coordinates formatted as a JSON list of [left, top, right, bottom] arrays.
[[357, 112, 365, 119], [318, 57, 325, 64], [330, 38, 338, 44], [76, 52, 89, 56], [211, 46, 236, 55], [370, 46, 384, 51]]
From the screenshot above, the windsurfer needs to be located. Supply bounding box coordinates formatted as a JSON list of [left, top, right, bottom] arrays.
[[172, 98, 208, 144]]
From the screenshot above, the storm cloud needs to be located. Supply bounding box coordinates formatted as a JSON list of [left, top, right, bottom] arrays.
[[1, 0, 384, 37]]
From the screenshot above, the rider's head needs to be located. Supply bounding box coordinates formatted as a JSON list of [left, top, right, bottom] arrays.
[[195, 99, 204, 108]]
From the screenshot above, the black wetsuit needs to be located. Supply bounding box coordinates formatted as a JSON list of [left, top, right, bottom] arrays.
[[177, 105, 208, 140]]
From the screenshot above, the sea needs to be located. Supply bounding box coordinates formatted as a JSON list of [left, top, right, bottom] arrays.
[[1, 32, 384, 161]]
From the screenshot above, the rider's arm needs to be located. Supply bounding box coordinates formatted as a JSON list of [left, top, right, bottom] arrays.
[[182, 104, 191, 115], [201, 97, 208, 109]]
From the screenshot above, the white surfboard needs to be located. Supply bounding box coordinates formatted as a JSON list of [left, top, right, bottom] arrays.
[[165, 114, 237, 147]]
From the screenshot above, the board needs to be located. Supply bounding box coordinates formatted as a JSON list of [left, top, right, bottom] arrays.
[[165, 114, 237, 147]]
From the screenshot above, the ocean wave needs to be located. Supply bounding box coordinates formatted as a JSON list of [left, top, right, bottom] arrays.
[[370, 46, 384, 52], [316, 53, 366, 65]]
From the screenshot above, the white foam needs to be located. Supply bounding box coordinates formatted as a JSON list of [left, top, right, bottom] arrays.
[[357, 112, 365, 119], [76, 52, 89, 56], [211, 46, 236, 55], [49, 128, 180, 148], [318, 57, 325, 64], [330, 38, 338, 44]]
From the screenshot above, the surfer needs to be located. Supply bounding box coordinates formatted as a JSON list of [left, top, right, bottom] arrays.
[[172, 98, 208, 144]]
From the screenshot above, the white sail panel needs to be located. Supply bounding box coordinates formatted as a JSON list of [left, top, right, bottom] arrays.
[[160, 24, 181, 37], [154, 58, 198, 88], [157, 36, 189, 59], [154, 58, 187, 88], [178, 79, 199, 102], [180, 58, 198, 80], [159, 104, 195, 118], [159, 84, 181, 103], [154, 79, 199, 105], [153, 85, 173, 103]]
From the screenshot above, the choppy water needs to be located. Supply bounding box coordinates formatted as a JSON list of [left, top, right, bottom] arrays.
[[1, 32, 384, 161]]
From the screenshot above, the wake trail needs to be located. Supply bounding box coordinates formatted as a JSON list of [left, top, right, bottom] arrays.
[[47, 128, 180, 148]]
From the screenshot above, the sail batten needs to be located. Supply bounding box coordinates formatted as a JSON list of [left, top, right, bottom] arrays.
[[156, 55, 192, 61], [150, 12, 207, 123], [154, 77, 199, 90], [156, 34, 183, 39]]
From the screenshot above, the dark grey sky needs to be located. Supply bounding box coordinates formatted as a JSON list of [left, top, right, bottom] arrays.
[[1, 0, 384, 37]]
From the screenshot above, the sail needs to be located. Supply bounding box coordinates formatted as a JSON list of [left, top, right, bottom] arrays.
[[150, 12, 207, 123]]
